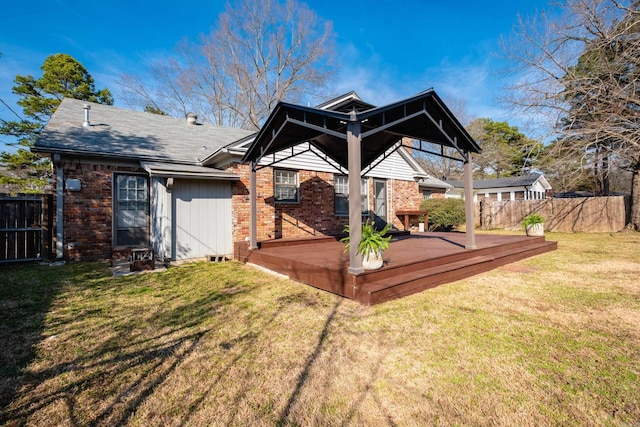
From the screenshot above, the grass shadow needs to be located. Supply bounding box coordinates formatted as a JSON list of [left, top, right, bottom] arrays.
[[277, 299, 343, 424], [0, 262, 100, 418], [0, 261, 250, 425]]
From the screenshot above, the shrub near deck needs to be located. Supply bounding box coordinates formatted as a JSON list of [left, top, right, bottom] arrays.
[[420, 198, 466, 231], [0, 232, 639, 426]]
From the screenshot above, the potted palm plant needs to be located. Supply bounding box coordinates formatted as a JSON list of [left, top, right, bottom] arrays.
[[341, 220, 392, 270], [522, 213, 545, 236]]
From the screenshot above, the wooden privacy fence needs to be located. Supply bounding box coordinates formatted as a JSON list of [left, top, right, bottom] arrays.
[[0, 194, 53, 263], [480, 196, 630, 232]]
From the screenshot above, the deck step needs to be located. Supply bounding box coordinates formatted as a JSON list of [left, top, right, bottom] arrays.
[[489, 240, 557, 264], [360, 255, 496, 305], [359, 240, 558, 305], [357, 239, 557, 285], [258, 235, 338, 249]]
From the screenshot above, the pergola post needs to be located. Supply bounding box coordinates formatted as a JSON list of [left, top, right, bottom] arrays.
[[463, 151, 477, 249], [249, 161, 258, 250], [347, 113, 364, 274]]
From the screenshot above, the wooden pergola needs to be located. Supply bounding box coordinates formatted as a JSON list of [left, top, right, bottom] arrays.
[[241, 89, 482, 274]]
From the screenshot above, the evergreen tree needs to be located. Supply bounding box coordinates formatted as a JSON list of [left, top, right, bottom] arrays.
[[0, 53, 113, 193], [467, 118, 542, 179], [143, 105, 167, 115]]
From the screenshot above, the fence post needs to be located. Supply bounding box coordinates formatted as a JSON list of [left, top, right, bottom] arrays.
[[42, 193, 54, 261]]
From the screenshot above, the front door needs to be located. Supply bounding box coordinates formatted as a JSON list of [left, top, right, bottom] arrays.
[[373, 179, 387, 229]]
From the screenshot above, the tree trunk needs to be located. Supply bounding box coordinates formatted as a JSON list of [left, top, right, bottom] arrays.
[[602, 152, 610, 196], [631, 167, 640, 231]]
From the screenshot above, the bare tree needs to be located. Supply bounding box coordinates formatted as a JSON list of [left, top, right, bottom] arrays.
[[119, 59, 192, 119], [119, 0, 335, 130], [413, 96, 471, 180], [501, 0, 640, 229], [414, 141, 464, 180]]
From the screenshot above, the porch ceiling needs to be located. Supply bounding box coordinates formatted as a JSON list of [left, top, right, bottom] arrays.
[[241, 89, 481, 169]]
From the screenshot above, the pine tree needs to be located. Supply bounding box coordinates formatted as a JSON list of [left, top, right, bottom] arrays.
[[0, 53, 113, 193], [467, 118, 542, 179]]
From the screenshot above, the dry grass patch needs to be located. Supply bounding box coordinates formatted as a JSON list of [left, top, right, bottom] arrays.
[[1, 232, 639, 426]]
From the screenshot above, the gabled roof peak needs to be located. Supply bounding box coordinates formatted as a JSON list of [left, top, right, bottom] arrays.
[[315, 91, 376, 113], [243, 89, 480, 170]]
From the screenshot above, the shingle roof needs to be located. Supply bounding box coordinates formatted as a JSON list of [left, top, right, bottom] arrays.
[[446, 174, 546, 190], [34, 98, 256, 165], [417, 176, 453, 189]]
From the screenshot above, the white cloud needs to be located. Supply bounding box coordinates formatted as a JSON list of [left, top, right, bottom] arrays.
[[329, 44, 553, 142], [422, 58, 508, 119], [332, 44, 510, 123], [331, 43, 396, 104]]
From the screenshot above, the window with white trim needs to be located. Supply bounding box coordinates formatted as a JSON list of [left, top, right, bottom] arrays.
[[274, 169, 299, 203], [115, 174, 149, 247], [334, 175, 368, 216]]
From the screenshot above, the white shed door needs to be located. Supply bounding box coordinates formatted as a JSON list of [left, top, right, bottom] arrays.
[[172, 179, 232, 260]]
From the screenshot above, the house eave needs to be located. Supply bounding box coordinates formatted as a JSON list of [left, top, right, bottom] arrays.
[[33, 146, 202, 166], [201, 147, 246, 168], [420, 183, 453, 190], [140, 161, 240, 180]]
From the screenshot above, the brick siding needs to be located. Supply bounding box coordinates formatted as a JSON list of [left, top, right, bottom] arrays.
[[58, 160, 143, 260], [56, 159, 426, 260], [229, 162, 424, 242]]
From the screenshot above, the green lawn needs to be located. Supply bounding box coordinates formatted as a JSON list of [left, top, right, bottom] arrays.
[[1, 232, 639, 426]]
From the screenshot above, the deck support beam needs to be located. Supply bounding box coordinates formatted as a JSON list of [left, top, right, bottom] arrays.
[[347, 114, 364, 274], [249, 161, 258, 250], [463, 151, 477, 249]]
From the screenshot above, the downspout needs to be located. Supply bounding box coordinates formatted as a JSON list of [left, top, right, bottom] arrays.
[[165, 177, 173, 261], [54, 154, 64, 259]]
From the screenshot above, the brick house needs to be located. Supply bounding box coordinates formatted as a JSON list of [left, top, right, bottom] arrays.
[[34, 92, 449, 262]]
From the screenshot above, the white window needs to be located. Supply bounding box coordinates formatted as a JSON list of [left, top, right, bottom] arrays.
[[115, 174, 149, 247], [334, 175, 368, 216], [274, 169, 299, 203], [422, 190, 432, 200]]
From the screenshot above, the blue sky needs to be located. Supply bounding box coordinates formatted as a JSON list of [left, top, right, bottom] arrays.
[[0, 0, 554, 152]]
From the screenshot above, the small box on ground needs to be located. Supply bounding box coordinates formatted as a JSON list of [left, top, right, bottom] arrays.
[[130, 248, 154, 272]]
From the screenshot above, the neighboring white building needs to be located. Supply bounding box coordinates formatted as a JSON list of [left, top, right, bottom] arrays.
[[445, 174, 552, 202]]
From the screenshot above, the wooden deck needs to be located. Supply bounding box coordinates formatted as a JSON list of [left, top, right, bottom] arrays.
[[236, 232, 557, 305]]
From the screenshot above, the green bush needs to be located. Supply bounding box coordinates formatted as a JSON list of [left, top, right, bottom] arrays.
[[419, 198, 466, 231]]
